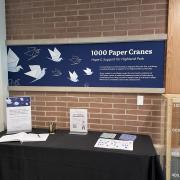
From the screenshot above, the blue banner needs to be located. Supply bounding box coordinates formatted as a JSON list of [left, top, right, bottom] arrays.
[[7, 41, 165, 88]]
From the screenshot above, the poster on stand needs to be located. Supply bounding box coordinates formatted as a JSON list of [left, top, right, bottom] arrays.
[[6, 96, 32, 134], [70, 109, 88, 135]]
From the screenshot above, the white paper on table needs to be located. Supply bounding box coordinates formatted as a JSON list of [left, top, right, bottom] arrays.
[[0, 132, 49, 143], [94, 138, 134, 151]]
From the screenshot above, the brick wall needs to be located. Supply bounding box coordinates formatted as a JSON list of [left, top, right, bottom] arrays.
[[6, 0, 168, 144], [6, 0, 167, 40]]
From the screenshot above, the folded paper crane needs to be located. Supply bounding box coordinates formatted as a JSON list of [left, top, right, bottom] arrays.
[[7, 48, 23, 72], [24, 65, 47, 83], [48, 47, 63, 62], [69, 71, 79, 82], [83, 68, 93, 75]]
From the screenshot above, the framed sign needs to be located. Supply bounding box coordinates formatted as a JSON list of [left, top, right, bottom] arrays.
[[70, 109, 88, 135], [7, 40, 166, 92]]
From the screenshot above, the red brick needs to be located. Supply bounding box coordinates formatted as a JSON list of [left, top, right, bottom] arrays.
[[44, 17, 65, 23], [102, 119, 125, 125], [67, 26, 89, 33], [102, 108, 125, 114], [138, 116, 161, 122], [126, 109, 151, 116], [140, 4, 155, 11], [33, 34, 56, 39], [44, 6, 65, 12], [89, 119, 101, 124], [113, 114, 137, 120], [46, 111, 67, 117], [67, 102, 89, 108], [32, 111, 45, 116], [32, 121, 46, 127], [126, 120, 138, 126], [55, 0, 77, 5], [102, 98, 125, 103], [141, 9, 167, 16], [36, 116, 56, 122], [55, 11, 77, 16], [56, 21, 77, 27], [31, 101, 46, 106], [32, 1, 54, 8], [115, 0, 141, 6], [90, 124, 112, 131], [138, 127, 160, 134], [90, 13, 114, 20], [113, 125, 138, 132], [88, 108, 101, 113], [36, 96, 57, 101], [79, 97, 101, 102], [67, 15, 89, 21], [103, 31, 127, 36], [79, 9, 102, 15], [56, 122, 68, 128], [56, 32, 78, 38], [156, 3, 168, 10], [36, 106, 56, 111], [46, 101, 66, 107], [90, 102, 112, 108], [57, 96, 78, 102], [90, 2, 114, 9], [142, 0, 167, 4], [103, 7, 127, 13], [128, 29, 154, 35], [67, 4, 89, 10], [113, 104, 137, 109], [79, 31, 102, 37], [90, 113, 112, 119], [79, 20, 102, 26]]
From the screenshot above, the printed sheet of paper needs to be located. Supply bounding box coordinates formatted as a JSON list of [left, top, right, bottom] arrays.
[[119, 134, 137, 141], [70, 109, 88, 134], [94, 138, 133, 151], [6, 97, 32, 133], [100, 133, 117, 139]]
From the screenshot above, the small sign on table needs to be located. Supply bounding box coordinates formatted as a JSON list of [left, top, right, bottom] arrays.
[[70, 109, 88, 135]]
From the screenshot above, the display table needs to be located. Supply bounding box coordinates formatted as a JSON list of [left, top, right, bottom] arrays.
[[0, 130, 163, 180]]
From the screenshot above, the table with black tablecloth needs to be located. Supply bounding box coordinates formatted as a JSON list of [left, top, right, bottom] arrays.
[[0, 130, 163, 180]]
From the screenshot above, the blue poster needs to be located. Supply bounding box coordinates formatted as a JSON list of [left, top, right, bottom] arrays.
[[7, 41, 165, 88]]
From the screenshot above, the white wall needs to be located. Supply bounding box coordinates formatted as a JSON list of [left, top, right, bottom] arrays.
[[0, 0, 8, 131]]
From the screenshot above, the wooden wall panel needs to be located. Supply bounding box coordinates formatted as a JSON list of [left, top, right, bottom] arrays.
[[166, 0, 180, 93]]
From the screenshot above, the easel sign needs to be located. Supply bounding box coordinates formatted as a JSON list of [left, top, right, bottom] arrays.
[[70, 109, 88, 135], [6, 96, 32, 134]]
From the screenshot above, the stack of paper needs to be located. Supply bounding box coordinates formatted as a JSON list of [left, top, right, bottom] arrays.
[[0, 132, 49, 143]]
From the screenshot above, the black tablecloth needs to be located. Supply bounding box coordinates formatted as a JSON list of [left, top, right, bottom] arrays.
[[0, 130, 163, 180]]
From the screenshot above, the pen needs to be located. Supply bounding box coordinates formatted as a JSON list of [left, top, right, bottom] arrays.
[[37, 134, 40, 138]]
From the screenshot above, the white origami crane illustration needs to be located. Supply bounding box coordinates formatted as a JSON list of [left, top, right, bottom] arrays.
[[48, 47, 63, 62], [52, 68, 62, 76], [7, 48, 23, 72], [83, 68, 93, 75], [69, 56, 82, 65], [24, 47, 40, 61], [68, 71, 79, 82], [24, 65, 47, 83]]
